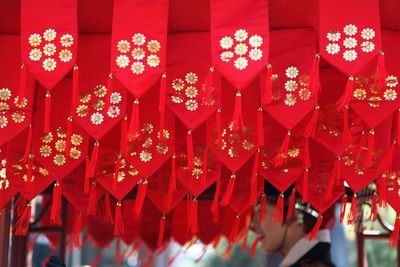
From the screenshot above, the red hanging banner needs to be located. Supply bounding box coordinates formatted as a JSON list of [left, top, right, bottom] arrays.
[[210, 0, 269, 90], [21, 0, 78, 90], [110, 0, 169, 98]]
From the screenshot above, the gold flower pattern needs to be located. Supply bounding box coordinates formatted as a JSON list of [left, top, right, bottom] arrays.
[[215, 126, 256, 158], [0, 88, 29, 127]]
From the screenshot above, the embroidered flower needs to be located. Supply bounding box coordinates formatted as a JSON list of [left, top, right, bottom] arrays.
[[285, 66, 299, 79], [56, 127, 67, 138], [284, 94, 297, 106], [228, 147, 239, 158], [69, 147, 81, 159], [41, 132, 53, 143], [60, 34, 74, 47], [185, 72, 198, 85], [343, 24, 357, 36], [384, 89, 397, 101], [361, 28, 375, 40], [110, 92, 122, 104], [327, 31, 341, 42], [142, 123, 154, 134], [284, 80, 298, 92], [0, 114, 8, 128], [43, 58, 57, 71], [157, 129, 170, 140], [59, 49, 72, 62], [172, 79, 185, 91], [131, 62, 145, 75], [343, 37, 357, 49], [220, 51, 234, 62], [249, 35, 263, 48], [171, 94, 184, 104], [220, 36, 234, 49], [343, 50, 357, 61], [11, 112, 25, 123], [0, 88, 11, 101], [234, 29, 248, 42], [234, 57, 248, 70], [76, 105, 89, 117], [0, 102, 9, 112], [185, 99, 198, 111], [90, 112, 104, 125], [326, 43, 340, 55], [147, 55, 160, 67], [185, 86, 198, 98], [71, 134, 83, 146], [107, 106, 120, 118], [298, 88, 311, 100], [368, 96, 382, 108], [93, 100, 105, 111], [53, 154, 66, 166], [242, 140, 255, 151], [94, 85, 107, 98], [40, 145, 52, 157], [79, 93, 91, 103], [147, 40, 161, 53], [132, 48, 145, 60], [139, 150, 152, 162], [29, 48, 42, 61], [234, 43, 248, 56], [55, 140, 66, 152], [117, 40, 130, 53], [192, 168, 203, 179], [132, 33, 146, 46], [43, 29, 57, 41], [386, 75, 398, 88], [288, 148, 300, 158], [14, 96, 28, 108], [43, 43, 57, 56], [249, 48, 263, 61], [116, 55, 130, 68], [360, 41, 375, 53], [353, 88, 367, 100], [28, 33, 42, 47]]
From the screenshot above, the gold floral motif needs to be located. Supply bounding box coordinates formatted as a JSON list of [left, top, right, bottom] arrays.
[[228, 147, 239, 158], [185, 86, 198, 98], [368, 96, 381, 108], [11, 112, 25, 123], [56, 127, 67, 138], [284, 94, 297, 106], [172, 79, 185, 91], [40, 145, 52, 157], [0, 116, 8, 128], [142, 123, 154, 134], [192, 168, 203, 179], [157, 129, 170, 140], [139, 150, 152, 162], [79, 93, 91, 103], [76, 105, 89, 117], [384, 89, 397, 101], [55, 140, 66, 152], [185, 73, 198, 85], [288, 148, 300, 158], [53, 154, 66, 166], [147, 40, 161, 53], [94, 85, 107, 98], [185, 99, 198, 111], [242, 140, 255, 151], [14, 97, 28, 108], [71, 134, 83, 146], [353, 88, 367, 100], [92, 100, 105, 111], [41, 132, 53, 143], [194, 156, 203, 167], [38, 167, 49, 176], [156, 143, 169, 154], [298, 88, 311, 101], [0, 88, 11, 101], [142, 137, 153, 148], [0, 102, 9, 112]]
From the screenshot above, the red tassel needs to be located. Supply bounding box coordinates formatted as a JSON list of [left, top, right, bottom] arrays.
[[259, 193, 267, 222], [378, 176, 387, 208], [342, 105, 351, 141], [307, 215, 323, 240], [25, 154, 34, 193], [220, 174, 236, 206], [336, 76, 354, 111], [262, 64, 273, 105], [112, 155, 122, 189], [241, 229, 248, 252], [84, 156, 90, 194], [308, 54, 321, 95], [189, 197, 199, 234], [272, 131, 291, 167], [389, 215, 400, 248], [73, 213, 82, 248], [128, 99, 140, 140], [159, 73, 167, 134], [324, 156, 341, 201], [376, 141, 395, 175], [105, 73, 113, 113], [228, 215, 240, 244], [250, 236, 263, 257], [88, 141, 100, 179], [72, 66, 79, 107], [286, 189, 296, 220], [272, 194, 284, 224], [303, 137, 311, 169], [44, 91, 52, 133], [50, 182, 62, 225], [257, 107, 264, 147], [14, 195, 28, 217], [23, 124, 33, 163], [216, 108, 223, 148], [157, 215, 166, 247], [134, 179, 148, 215], [186, 130, 194, 170], [103, 193, 114, 223], [375, 51, 388, 89], [86, 181, 99, 216], [369, 193, 377, 222], [231, 92, 244, 132], [211, 180, 221, 223], [249, 150, 260, 204], [202, 66, 214, 105], [200, 150, 208, 186], [303, 169, 309, 203], [165, 155, 177, 210], [15, 202, 31, 236], [18, 63, 26, 104], [340, 195, 348, 224], [363, 130, 375, 168], [303, 105, 319, 137], [347, 194, 358, 225], [113, 201, 125, 236], [120, 116, 128, 157], [65, 116, 73, 156]]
